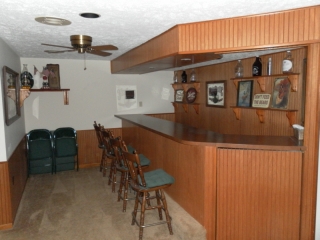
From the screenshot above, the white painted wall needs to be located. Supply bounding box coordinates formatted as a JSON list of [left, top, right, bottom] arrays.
[[0, 38, 26, 162], [21, 58, 174, 132]]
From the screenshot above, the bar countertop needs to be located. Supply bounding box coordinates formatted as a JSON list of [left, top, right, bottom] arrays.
[[115, 114, 304, 151]]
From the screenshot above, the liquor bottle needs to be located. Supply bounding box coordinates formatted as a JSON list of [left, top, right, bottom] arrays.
[[20, 64, 34, 89], [267, 58, 272, 75], [173, 71, 178, 83], [181, 71, 187, 83], [189, 69, 196, 82], [282, 50, 293, 73], [234, 60, 244, 78], [252, 56, 262, 76]]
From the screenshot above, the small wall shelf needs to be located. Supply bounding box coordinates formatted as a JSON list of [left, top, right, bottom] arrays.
[[172, 102, 200, 114], [171, 82, 200, 92], [231, 73, 299, 92], [30, 89, 70, 105], [230, 106, 297, 126]]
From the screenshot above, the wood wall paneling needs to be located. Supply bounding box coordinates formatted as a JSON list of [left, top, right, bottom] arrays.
[[77, 128, 122, 168], [111, 6, 320, 74], [0, 162, 12, 230], [0, 137, 28, 230], [174, 48, 306, 136], [299, 43, 320, 239], [7, 138, 28, 223], [216, 149, 302, 240]]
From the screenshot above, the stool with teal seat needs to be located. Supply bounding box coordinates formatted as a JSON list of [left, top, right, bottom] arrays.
[[110, 137, 151, 212], [122, 143, 175, 240]]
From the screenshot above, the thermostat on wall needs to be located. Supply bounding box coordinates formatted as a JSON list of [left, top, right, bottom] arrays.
[[125, 90, 135, 99]]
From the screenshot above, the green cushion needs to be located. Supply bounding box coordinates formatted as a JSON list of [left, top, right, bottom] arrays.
[[29, 157, 52, 167], [28, 139, 52, 159], [139, 169, 175, 189], [55, 156, 75, 164], [137, 154, 151, 167], [127, 145, 135, 153], [55, 138, 77, 157], [29, 165, 52, 174]]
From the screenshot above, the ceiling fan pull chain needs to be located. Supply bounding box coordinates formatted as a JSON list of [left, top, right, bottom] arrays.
[[84, 52, 87, 70]]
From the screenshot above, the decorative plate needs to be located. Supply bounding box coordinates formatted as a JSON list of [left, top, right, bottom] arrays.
[[186, 87, 197, 103]]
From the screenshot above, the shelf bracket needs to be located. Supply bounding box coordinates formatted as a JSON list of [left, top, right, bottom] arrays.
[[233, 80, 239, 90], [193, 104, 199, 114], [182, 104, 188, 113], [63, 90, 69, 105], [288, 75, 298, 92], [20, 89, 31, 107], [232, 107, 241, 120], [256, 109, 265, 123], [286, 111, 296, 126], [257, 77, 266, 92]]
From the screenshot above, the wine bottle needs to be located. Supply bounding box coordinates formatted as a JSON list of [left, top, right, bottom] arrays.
[[282, 51, 293, 73], [181, 71, 187, 83], [252, 56, 262, 76], [234, 60, 244, 78]]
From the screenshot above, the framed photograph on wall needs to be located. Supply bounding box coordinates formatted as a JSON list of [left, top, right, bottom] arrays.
[[175, 89, 184, 102], [236, 80, 253, 107], [46, 64, 60, 89], [271, 77, 291, 109], [206, 81, 226, 107]]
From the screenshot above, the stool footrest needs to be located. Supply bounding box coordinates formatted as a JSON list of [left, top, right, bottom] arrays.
[[132, 212, 172, 228]]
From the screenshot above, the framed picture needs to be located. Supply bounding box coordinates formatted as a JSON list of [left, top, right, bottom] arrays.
[[46, 64, 60, 89], [175, 89, 184, 102], [237, 80, 253, 107], [206, 81, 226, 107], [2, 66, 21, 125], [271, 77, 291, 109]]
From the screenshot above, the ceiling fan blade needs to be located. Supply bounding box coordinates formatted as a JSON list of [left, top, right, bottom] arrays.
[[41, 43, 74, 49], [87, 50, 112, 57], [90, 45, 118, 51], [45, 50, 76, 53]]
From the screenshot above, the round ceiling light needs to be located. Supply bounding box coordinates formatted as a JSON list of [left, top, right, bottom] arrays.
[[80, 13, 100, 18], [35, 17, 71, 26]]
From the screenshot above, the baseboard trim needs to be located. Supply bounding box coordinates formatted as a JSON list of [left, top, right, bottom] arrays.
[[0, 223, 13, 230], [79, 163, 100, 169]]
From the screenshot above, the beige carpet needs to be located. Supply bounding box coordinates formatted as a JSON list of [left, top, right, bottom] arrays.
[[0, 167, 206, 240]]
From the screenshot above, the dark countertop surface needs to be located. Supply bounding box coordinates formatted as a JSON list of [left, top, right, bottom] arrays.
[[115, 114, 304, 151]]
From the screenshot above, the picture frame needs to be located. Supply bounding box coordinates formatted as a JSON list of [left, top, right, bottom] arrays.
[[206, 81, 226, 107], [175, 89, 184, 102], [271, 77, 291, 109], [46, 64, 60, 89], [236, 80, 253, 107], [2, 66, 21, 125]]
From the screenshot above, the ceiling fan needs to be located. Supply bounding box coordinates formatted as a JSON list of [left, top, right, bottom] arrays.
[[41, 35, 118, 57]]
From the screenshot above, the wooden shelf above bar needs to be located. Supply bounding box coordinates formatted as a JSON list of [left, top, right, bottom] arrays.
[[29, 89, 70, 105], [230, 106, 297, 126]]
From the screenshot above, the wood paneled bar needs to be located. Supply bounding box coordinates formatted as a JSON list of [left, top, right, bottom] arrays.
[[115, 114, 304, 240]]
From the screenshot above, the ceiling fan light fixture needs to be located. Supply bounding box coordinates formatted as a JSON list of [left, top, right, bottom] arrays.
[[35, 17, 71, 26], [70, 35, 92, 48], [80, 12, 100, 19]]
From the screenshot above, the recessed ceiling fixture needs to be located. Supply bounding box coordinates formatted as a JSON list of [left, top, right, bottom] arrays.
[[35, 17, 71, 26], [80, 12, 100, 18]]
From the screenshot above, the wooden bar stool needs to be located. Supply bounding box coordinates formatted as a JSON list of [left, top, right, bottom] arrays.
[[121, 142, 175, 240], [110, 137, 151, 212], [93, 121, 105, 172]]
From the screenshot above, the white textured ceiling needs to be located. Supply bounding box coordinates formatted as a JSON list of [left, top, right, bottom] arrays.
[[0, 0, 319, 69]]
